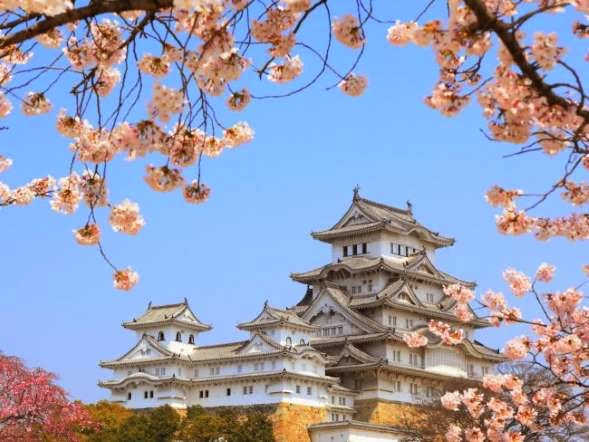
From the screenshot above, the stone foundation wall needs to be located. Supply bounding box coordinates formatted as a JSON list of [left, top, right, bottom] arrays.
[[354, 399, 426, 428], [269, 403, 328, 442]]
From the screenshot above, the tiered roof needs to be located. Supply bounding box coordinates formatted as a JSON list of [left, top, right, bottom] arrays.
[[291, 251, 474, 288], [122, 298, 212, 332], [310, 191, 454, 248], [237, 302, 319, 331], [101, 328, 331, 369]]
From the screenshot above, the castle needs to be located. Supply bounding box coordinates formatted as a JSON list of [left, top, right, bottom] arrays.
[[99, 191, 503, 441]]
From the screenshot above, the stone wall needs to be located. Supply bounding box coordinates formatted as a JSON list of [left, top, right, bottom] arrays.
[[269, 403, 328, 442], [354, 399, 426, 428]]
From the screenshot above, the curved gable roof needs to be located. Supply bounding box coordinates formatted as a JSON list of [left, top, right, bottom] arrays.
[[123, 298, 212, 332], [310, 193, 454, 248]]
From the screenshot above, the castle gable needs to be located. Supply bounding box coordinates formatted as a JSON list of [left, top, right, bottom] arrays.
[[302, 287, 385, 334], [235, 333, 283, 355], [111, 335, 173, 363]]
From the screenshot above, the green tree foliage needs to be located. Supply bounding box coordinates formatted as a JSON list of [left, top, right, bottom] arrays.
[[79, 403, 275, 442]]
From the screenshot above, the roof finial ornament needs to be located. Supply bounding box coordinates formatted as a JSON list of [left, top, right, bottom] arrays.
[[147, 301, 152, 309], [406, 200, 413, 214], [183, 297, 188, 305], [353, 185, 360, 200], [264, 299, 269, 308]]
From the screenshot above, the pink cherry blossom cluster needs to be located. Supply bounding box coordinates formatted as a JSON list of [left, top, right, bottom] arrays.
[[402, 331, 428, 348], [0, 353, 95, 440], [384, 2, 588, 240], [439, 262, 588, 440]]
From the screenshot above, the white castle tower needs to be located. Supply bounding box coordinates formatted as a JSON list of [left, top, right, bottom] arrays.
[[99, 191, 503, 440], [289, 190, 503, 413]]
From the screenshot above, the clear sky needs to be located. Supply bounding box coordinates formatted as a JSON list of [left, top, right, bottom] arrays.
[[0, 4, 586, 403]]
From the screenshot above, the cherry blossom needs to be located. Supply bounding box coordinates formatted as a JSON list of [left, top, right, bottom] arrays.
[[113, 267, 139, 291], [332, 15, 365, 49], [338, 74, 368, 97], [535, 263, 555, 283], [402, 332, 428, 348], [73, 224, 101, 246], [109, 199, 145, 235], [0, 155, 12, 173], [503, 268, 532, 297], [21, 92, 52, 116], [503, 336, 530, 360], [183, 181, 211, 204]]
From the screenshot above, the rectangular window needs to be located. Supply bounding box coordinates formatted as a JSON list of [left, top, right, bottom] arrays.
[[362, 243, 367, 254], [127, 392, 132, 400], [161, 367, 165, 375], [482, 366, 490, 376], [150, 391, 154, 398], [226, 388, 231, 396], [337, 326, 343, 335], [352, 244, 358, 255], [410, 383, 419, 395], [343, 246, 348, 257], [199, 391, 204, 398], [427, 293, 434, 303], [405, 246, 410, 256], [405, 318, 414, 329], [307, 386, 312, 395], [468, 364, 475, 376], [410, 353, 420, 367], [144, 391, 148, 399], [243, 386, 248, 395], [390, 243, 395, 254], [426, 386, 433, 398], [367, 279, 373, 292], [391, 350, 401, 362], [205, 390, 209, 398], [193, 368, 199, 378], [397, 244, 402, 255], [331, 396, 335, 404], [296, 385, 301, 394], [248, 386, 253, 394]]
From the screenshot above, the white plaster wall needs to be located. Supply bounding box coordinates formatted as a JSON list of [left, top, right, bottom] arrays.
[[425, 347, 467, 377], [265, 327, 312, 346], [311, 427, 405, 442], [135, 325, 200, 349]]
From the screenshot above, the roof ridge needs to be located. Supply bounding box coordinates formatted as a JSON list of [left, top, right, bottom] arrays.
[[357, 196, 412, 216], [197, 340, 248, 349], [148, 302, 186, 310]]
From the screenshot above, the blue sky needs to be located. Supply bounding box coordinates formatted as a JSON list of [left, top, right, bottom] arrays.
[[0, 4, 586, 402]]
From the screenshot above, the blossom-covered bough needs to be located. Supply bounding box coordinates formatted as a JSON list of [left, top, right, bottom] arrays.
[[0, 1, 587, 289], [403, 267, 588, 441]]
